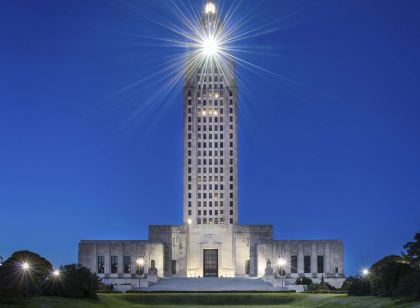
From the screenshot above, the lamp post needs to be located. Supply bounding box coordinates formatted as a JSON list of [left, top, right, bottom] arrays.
[[136, 258, 144, 288], [361, 268, 369, 277], [22, 262, 30, 271], [52, 269, 60, 277], [277, 258, 287, 290]]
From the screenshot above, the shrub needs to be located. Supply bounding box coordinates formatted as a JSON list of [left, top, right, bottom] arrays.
[[44, 264, 101, 299], [347, 276, 372, 296], [295, 277, 313, 285]]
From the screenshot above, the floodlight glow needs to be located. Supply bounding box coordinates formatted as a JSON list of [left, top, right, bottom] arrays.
[[277, 258, 287, 267], [53, 270, 60, 277], [22, 262, 30, 270], [187, 218, 192, 225], [361, 268, 369, 276], [205, 2, 216, 15], [202, 36, 219, 56], [136, 258, 144, 266]]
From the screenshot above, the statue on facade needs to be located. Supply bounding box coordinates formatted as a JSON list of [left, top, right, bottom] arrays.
[[148, 259, 158, 276], [264, 259, 274, 276]]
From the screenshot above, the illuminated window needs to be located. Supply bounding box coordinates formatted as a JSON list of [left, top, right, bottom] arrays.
[[124, 256, 131, 274], [291, 256, 298, 273], [304, 256, 311, 273], [317, 256, 324, 273], [97, 256, 105, 273], [111, 256, 118, 273]]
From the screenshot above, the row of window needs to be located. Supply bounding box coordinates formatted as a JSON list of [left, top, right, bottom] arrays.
[[186, 119, 234, 131], [197, 84, 224, 90], [189, 134, 225, 141], [188, 107, 235, 115], [289, 255, 325, 273], [196, 100, 223, 107], [188, 200, 227, 207], [197, 75, 224, 82], [194, 209, 234, 216], [188, 167, 226, 174], [188, 151, 228, 157], [191, 192, 227, 199], [187, 90, 233, 97], [196, 90, 223, 97], [191, 159, 225, 166], [193, 183, 235, 190], [191, 126, 225, 132], [195, 183, 225, 190], [97, 256, 153, 274], [196, 217, 234, 224], [187, 98, 234, 106], [189, 166, 235, 173], [192, 200, 233, 207]]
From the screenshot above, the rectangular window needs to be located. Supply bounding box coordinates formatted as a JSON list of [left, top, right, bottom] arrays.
[[304, 256, 311, 273], [111, 256, 118, 274], [124, 256, 131, 274], [317, 256, 324, 273], [291, 256, 298, 273], [172, 260, 177, 275], [97, 256, 104, 273]]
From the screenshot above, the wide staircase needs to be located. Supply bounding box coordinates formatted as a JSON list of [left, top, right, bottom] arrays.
[[144, 277, 280, 291]]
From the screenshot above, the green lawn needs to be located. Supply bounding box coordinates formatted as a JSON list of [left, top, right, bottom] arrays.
[[1, 293, 419, 308]]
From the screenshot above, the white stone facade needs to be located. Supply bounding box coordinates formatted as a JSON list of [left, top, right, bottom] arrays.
[[77, 0, 345, 289]]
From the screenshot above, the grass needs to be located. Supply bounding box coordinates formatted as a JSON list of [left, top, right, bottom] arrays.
[[1, 293, 420, 308]]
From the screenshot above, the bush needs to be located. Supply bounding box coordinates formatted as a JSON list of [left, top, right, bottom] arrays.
[[44, 264, 100, 299], [295, 277, 313, 285], [346, 276, 372, 296]]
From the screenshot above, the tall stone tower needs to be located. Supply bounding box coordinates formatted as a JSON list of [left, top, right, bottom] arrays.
[[78, 0, 345, 285], [183, 0, 238, 277]]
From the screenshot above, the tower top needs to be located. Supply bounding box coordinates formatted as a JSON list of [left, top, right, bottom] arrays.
[[204, 0, 216, 15]]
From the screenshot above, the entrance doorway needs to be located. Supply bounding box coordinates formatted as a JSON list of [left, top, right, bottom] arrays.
[[203, 249, 218, 277]]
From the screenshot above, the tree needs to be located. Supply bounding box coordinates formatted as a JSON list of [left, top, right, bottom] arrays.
[[403, 232, 420, 269], [320, 275, 325, 286], [371, 255, 413, 297], [393, 270, 420, 300], [0, 250, 53, 297]]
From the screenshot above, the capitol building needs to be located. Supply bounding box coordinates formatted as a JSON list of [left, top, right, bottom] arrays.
[[78, 0, 344, 290]]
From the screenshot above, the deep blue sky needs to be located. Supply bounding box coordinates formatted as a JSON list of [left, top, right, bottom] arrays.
[[1, 0, 419, 275]]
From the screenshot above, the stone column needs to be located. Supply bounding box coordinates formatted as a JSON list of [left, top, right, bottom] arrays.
[[104, 243, 110, 274], [311, 242, 317, 275], [119, 242, 124, 274], [297, 242, 304, 274], [325, 242, 330, 275], [93, 244, 97, 273]]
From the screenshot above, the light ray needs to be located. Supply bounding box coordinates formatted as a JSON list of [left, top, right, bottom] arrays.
[[94, 0, 311, 133]]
